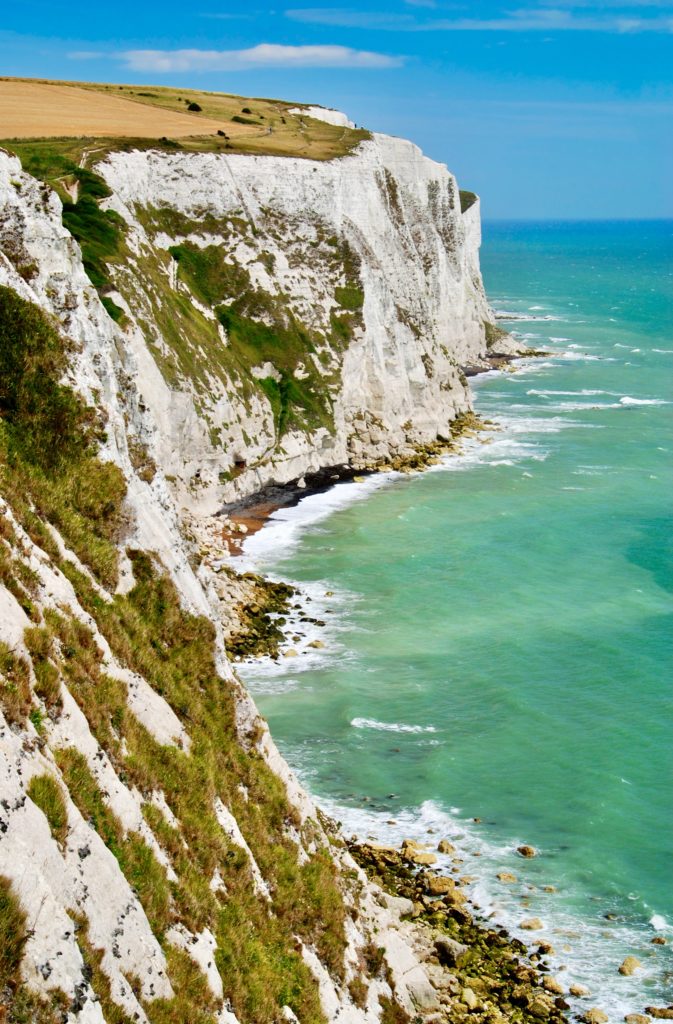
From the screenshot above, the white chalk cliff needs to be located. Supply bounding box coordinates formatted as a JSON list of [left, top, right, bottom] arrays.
[[96, 129, 508, 510], [0, 114, 521, 1024]]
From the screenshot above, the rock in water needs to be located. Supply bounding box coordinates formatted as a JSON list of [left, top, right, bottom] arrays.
[[582, 1010, 609, 1024], [517, 844, 537, 858], [619, 956, 642, 976], [520, 918, 544, 931], [497, 871, 518, 883], [437, 839, 455, 854]]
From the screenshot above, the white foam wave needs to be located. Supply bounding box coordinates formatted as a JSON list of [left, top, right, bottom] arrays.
[[494, 310, 563, 322], [619, 396, 668, 406], [238, 473, 392, 566], [496, 414, 600, 434], [549, 336, 570, 342], [559, 351, 608, 362], [351, 717, 437, 734], [652, 348, 673, 354], [527, 389, 610, 397]]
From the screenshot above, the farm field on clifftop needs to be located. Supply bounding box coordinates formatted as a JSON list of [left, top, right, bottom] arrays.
[[0, 78, 369, 160]]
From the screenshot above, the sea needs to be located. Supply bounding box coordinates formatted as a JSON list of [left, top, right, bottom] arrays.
[[237, 220, 673, 1020]]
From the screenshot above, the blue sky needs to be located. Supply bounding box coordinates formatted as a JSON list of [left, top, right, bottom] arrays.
[[2, 1, 672, 218]]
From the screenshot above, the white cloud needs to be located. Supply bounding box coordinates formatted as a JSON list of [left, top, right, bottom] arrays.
[[423, 7, 673, 29], [285, 4, 673, 31], [285, 8, 416, 27], [116, 43, 403, 72]]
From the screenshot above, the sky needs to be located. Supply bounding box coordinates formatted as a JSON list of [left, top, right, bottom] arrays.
[[2, 1, 672, 218]]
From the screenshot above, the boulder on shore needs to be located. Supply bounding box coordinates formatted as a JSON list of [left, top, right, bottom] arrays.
[[645, 1009, 673, 1020], [582, 1010, 609, 1024], [619, 956, 642, 976], [434, 935, 468, 967], [405, 849, 438, 866], [424, 875, 456, 896], [520, 918, 544, 931]]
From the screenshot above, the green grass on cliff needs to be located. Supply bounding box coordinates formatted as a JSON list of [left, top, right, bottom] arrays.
[[6, 142, 127, 321], [0, 286, 127, 588], [132, 221, 362, 442]]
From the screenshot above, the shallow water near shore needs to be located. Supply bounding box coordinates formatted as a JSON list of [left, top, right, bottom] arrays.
[[239, 221, 673, 1020]]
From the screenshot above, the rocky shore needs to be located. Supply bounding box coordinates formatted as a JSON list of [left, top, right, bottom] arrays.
[[348, 836, 573, 1024]]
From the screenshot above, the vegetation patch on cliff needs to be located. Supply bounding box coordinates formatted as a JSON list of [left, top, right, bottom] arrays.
[[5, 142, 127, 321], [0, 286, 127, 587]]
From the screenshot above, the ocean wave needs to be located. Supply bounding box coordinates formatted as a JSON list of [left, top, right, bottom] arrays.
[[351, 717, 437, 734], [652, 348, 673, 354], [559, 351, 609, 362], [494, 310, 564, 322], [496, 414, 601, 434], [527, 389, 611, 397], [619, 396, 668, 406], [549, 336, 571, 342]]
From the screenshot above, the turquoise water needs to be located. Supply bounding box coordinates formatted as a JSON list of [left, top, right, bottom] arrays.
[[240, 221, 673, 1018]]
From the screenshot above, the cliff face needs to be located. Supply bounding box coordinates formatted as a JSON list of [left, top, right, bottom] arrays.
[[0, 119, 510, 1024], [96, 130, 494, 510]]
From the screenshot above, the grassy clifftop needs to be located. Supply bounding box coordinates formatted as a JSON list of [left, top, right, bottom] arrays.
[[0, 78, 370, 161]]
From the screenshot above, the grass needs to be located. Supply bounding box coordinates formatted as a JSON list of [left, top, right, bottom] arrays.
[[56, 748, 173, 939], [0, 877, 68, 1021], [26, 775, 68, 846], [24, 626, 62, 711], [168, 243, 250, 308], [125, 213, 359, 441], [0, 641, 32, 726], [0, 876, 27, 991], [218, 297, 336, 437]]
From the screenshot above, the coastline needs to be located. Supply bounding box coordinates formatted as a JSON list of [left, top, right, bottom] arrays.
[[222, 330, 673, 1023]]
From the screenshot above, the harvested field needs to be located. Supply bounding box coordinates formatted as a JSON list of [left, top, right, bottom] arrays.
[[0, 80, 237, 139]]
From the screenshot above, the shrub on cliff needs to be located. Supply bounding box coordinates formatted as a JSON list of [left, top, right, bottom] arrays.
[[0, 287, 127, 586]]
